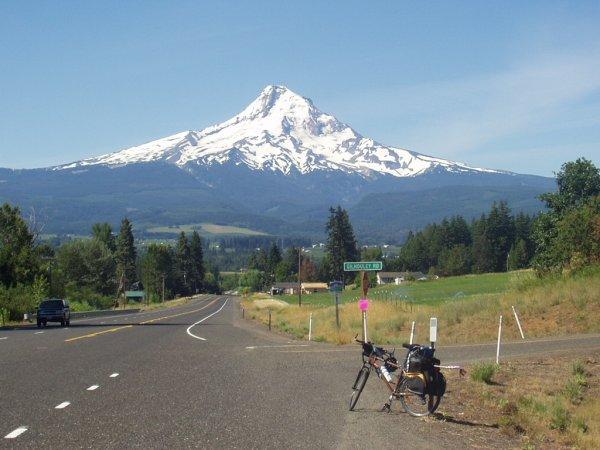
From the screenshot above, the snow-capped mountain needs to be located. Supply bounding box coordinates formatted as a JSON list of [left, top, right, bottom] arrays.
[[2, 85, 553, 241], [58, 85, 499, 178]]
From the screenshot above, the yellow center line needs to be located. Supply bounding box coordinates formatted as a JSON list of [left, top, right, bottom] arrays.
[[65, 325, 134, 342], [65, 298, 220, 343]]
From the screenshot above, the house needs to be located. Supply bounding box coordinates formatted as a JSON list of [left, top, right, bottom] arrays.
[[270, 282, 300, 296], [301, 282, 329, 294], [376, 272, 427, 285]]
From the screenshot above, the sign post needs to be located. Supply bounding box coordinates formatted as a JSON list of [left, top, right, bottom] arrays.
[[344, 262, 382, 342], [330, 281, 343, 329]]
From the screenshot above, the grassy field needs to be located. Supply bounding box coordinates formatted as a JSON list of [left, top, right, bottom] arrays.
[[146, 222, 268, 236], [279, 271, 514, 306], [243, 266, 600, 345]]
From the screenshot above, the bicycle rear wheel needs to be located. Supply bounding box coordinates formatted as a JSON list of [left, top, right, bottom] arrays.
[[398, 378, 441, 417], [349, 365, 370, 411]]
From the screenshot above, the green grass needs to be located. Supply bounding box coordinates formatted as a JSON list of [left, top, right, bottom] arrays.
[[278, 271, 516, 307], [145, 222, 268, 236], [471, 362, 500, 384]]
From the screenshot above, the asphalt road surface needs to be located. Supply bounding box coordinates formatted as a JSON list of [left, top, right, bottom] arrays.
[[1, 295, 599, 449]]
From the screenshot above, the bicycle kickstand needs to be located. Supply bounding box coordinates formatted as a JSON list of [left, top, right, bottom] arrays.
[[381, 394, 394, 413]]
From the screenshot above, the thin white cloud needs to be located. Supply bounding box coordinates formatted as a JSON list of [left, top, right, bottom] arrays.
[[332, 49, 600, 170]]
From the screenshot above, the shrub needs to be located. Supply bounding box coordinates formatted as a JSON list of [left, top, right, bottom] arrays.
[[470, 362, 499, 384], [572, 360, 586, 376], [549, 402, 570, 432], [564, 378, 584, 405]]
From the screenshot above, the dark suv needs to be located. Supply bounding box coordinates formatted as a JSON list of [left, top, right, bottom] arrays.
[[37, 299, 71, 327]]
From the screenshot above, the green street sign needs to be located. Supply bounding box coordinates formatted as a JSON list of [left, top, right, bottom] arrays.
[[343, 261, 383, 272]]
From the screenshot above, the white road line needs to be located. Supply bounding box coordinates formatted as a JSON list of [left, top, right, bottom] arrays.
[[55, 401, 70, 409], [246, 344, 310, 350], [0, 337, 7, 340], [109, 373, 119, 378], [86, 385, 99, 391], [34, 331, 44, 334], [186, 298, 229, 341], [4, 427, 27, 439]]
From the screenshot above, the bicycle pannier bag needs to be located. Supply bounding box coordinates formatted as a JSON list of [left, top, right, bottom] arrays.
[[404, 373, 426, 396]]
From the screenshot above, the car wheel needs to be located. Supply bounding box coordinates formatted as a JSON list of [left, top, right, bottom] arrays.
[[66, 319, 70, 326], [37, 320, 42, 328], [60, 318, 65, 327]]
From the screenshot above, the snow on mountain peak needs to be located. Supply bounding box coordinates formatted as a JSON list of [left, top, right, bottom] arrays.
[[58, 85, 500, 177]]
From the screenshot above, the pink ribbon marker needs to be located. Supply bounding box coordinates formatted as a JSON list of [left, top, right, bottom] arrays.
[[359, 298, 369, 312]]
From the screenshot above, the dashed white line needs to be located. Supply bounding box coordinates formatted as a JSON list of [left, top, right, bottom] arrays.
[[34, 331, 44, 334], [4, 427, 27, 439], [246, 344, 310, 350], [86, 385, 99, 391], [0, 337, 7, 340], [55, 401, 70, 409], [109, 373, 119, 378], [186, 298, 229, 341]]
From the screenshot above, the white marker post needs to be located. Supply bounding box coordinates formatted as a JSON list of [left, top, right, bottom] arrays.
[[409, 321, 415, 345], [359, 299, 369, 342], [429, 317, 438, 348], [308, 313, 312, 342], [496, 315, 503, 364], [512, 306, 525, 340]]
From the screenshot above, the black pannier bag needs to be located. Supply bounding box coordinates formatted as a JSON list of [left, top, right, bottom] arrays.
[[405, 347, 435, 373], [426, 370, 447, 397]]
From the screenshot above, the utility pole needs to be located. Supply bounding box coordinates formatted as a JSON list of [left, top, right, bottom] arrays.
[[298, 248, 302, 307], [162, 274, 165, 303]]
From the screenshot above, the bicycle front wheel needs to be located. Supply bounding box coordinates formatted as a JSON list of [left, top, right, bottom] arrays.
[[349, 365, 370, 411], [398, 379, 441, 417]]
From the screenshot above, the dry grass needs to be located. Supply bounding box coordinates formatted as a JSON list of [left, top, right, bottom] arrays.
[[448, 353, 600, 449], [243, 267, 600, 345]]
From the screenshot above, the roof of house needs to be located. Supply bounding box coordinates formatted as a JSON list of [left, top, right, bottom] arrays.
[[272, 282, 299, 289], [301, 282, 328, 289]]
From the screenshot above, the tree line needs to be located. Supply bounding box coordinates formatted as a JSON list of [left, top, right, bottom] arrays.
[[241, 206, 359, 291], [385, 203, 535, 276], [239, 158, 600, 292], [0, 213, 215, 322]]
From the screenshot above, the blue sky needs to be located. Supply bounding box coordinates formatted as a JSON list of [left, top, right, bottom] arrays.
[[1, 1, 599, 176]]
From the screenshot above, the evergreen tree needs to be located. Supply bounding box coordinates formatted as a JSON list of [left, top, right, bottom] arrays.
[[175, 232, 191, 295], [115, 218, 137, 290], [486, 201, 515, 272], [471, 215, 495, 273], [508, 238, 530, 270], [438, 244, 472, 276], [91, 223, 116, 252], [189, 231, 205, 294], [0, 203, 40, 287], [248, 248, 268, 272], [267, 243, 282, 279], [325, 206, 359, 283], [142, 243, 174, 301]]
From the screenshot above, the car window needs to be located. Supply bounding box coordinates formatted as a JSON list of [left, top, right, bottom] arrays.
[[39, 300, 64, 309]]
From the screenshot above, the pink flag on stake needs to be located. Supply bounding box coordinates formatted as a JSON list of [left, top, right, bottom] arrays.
[[359, 298, 369, 312]]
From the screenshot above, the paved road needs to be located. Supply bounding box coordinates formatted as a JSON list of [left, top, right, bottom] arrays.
[[1, 295, 599, 449]]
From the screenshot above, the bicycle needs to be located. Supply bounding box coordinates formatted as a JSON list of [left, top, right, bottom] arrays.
[[349, 337, 462, 416]]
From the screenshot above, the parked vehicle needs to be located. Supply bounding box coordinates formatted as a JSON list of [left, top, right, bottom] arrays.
[[36, 299, 70, 328]]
